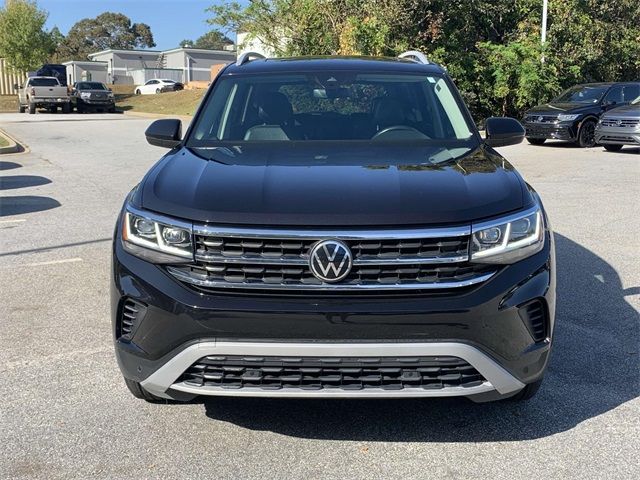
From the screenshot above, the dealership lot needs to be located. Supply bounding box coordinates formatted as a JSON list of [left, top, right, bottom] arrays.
[[0, 113, 638, 479]]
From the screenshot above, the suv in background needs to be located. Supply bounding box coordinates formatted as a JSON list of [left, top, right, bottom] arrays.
[[595, 96, 640, 151], [112, 52, 556, 405], [523, 82, 640, 147], [71, 81, 116, 113]]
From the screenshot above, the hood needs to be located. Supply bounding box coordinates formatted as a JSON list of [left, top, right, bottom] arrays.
[[526, 102, 599, 115], [138, 144, 529, 227], [601, 104, 640, 119]]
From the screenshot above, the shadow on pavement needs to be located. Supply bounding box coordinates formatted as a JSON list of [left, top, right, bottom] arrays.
[[0, 175, 51, 190], [0, 195, 60, 216], [202, 233, 639, 441], [0, 161, 22, 171]]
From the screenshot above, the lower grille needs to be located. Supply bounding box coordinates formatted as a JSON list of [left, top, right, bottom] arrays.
[[519, 299, 547, 342], [178, 355, 486, 391]]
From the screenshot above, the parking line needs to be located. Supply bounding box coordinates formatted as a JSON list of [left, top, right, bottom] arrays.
[[0, 257, 83, 268], [0, 219, 26, 224]]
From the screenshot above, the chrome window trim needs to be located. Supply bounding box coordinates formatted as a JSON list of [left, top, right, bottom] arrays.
[[193, 224, 471, 240], [166, 266, 496, 291]]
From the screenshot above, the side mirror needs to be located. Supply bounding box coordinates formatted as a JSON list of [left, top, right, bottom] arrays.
[[14, 83, 20, 90], [145, 119, 182, 148], [484, 117, 525, 148]]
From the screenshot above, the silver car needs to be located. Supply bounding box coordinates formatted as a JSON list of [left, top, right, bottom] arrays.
[[595, 97, 640, 151]]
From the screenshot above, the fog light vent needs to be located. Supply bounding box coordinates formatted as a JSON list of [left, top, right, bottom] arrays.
[[519, 299, 547, 342], [119, 299, 146, 340]]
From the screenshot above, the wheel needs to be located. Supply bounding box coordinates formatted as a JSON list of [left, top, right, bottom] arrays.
[[108, 106, 116, 113], [577, 119, 597, 148], [526, 138, 546, 145], [603, 144, 623, 152], [28, 103, 36, 114], [156, 88, 161, 94], [62, 103, 71, 114], [508, 378, 543, 402], [124, 378, 166, 403], [76, 104, 84, 113], [18, 104, 25, 113], [49, 106, 57, 113], [135, 89, 141, 95]]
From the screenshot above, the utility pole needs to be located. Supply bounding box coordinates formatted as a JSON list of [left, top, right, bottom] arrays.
[[541, 0, 548, 63]]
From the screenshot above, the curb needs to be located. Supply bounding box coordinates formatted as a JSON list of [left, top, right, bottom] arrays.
[[122, 110, 193, 123], [0, 128, 22, 154]]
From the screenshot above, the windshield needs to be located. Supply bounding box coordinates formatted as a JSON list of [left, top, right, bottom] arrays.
[[553, 85, 609, 104], [76, 82, 107, 90], [188, 72, 476, 145], [30, 78, 59, 87]]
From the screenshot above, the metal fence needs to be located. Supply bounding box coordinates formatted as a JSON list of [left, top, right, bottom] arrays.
[[0, 58, 26, 96]]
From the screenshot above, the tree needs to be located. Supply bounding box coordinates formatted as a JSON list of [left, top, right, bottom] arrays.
[[0, 0, 55, 72], [181, 30, 233, 50], [55, 12, 155, 62]]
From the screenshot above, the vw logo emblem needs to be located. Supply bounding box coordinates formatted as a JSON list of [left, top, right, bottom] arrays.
[[309, 240, 353, 283], [537, 116, 544, 123], [615, 119, 623, 126]]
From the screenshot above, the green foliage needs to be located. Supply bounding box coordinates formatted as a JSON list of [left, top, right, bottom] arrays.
[[55, 12, 156, 62], [0, 0, 55, 72], [180, 30, 233, 50], [208, 0, 640, 120]]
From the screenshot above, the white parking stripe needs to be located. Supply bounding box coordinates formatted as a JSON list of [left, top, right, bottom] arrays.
[[0, 219, 26, 224], [0, 257, 83, 268]]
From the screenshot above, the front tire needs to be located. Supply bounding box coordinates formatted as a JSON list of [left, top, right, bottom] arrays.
[[124, 378, 166, 403], [62, 103, 71, 114], [603, 144, 623, 152], [28, 103, 36, 114], [509, 378, 543, 402], [155, 88, 161, 94], [18, 104, 25, 113], [135, 89, 141, 95], [577, 120, 597, 148], [527, 138, 546, 145]]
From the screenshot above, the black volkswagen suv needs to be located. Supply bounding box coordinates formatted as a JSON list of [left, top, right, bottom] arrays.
[[523, 82, 640, 147], [112, 52, 556, 404]]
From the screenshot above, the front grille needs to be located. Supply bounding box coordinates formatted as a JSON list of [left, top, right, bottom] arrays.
[[600, 118, 640, 128], [178, 355, 486, 391], [167, 226, 497, 293], [526, 115, 558, 123], [519, 299, 547, 342]]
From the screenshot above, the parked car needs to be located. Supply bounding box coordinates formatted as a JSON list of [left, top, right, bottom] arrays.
[[34, 64, 68, 86], [15, 76, 71, 114], [113, 52, 555, 405], [523, 82, 640, 147], [71, 81, 116, 113], [134, 79, 183, 95], [595, 96, 640, 151]]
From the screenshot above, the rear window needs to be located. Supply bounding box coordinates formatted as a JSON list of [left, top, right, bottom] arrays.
[[29, 78, 59, 87], [188, 72, 475, 144]]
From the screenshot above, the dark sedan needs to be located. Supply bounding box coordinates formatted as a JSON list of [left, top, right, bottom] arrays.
[[71, 81, 116, 113], [523, 82, 640, 147]]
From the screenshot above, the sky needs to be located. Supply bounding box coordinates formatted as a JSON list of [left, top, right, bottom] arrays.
[[36, 0, 233, 50]]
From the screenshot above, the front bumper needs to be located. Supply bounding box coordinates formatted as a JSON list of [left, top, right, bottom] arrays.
[[524, 121, 577, 141], [111, 224, 556, 401], [595, 126, 640, 145]]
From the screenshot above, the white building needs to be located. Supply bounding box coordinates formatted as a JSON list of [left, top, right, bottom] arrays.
[[63, 61, 108, 85]]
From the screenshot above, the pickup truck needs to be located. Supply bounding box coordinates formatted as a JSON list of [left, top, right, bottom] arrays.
[[15, 77, 71, 114]]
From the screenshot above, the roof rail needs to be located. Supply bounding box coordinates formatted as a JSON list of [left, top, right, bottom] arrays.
[[236, 51, 267, 66], [398, 51, 430, 65]]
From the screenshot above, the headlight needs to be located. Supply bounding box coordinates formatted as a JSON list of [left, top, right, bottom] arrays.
[[122, 206, 193, 262], [471, 206, 545, 264], [80, 92, 91, 99], [557, 114, 579, 121], [107, 92, 114, 98]]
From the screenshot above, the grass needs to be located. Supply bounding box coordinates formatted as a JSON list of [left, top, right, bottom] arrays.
[[0, 95, 18, 112], [115, 89, 205, 117]]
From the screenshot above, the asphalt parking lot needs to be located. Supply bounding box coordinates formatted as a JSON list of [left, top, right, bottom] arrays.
[[0, 112, 638, 480]]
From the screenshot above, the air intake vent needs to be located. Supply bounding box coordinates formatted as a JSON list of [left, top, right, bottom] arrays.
[[119, 299, 146, 340], [519, 299, 547, 342]]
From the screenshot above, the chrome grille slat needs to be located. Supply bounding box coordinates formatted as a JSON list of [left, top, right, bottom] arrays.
[[168, 225, 497, 293]]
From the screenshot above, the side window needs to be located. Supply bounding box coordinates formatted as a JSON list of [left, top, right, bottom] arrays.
[[622, 84, 640, 103], [604, 86, 623, 105]]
